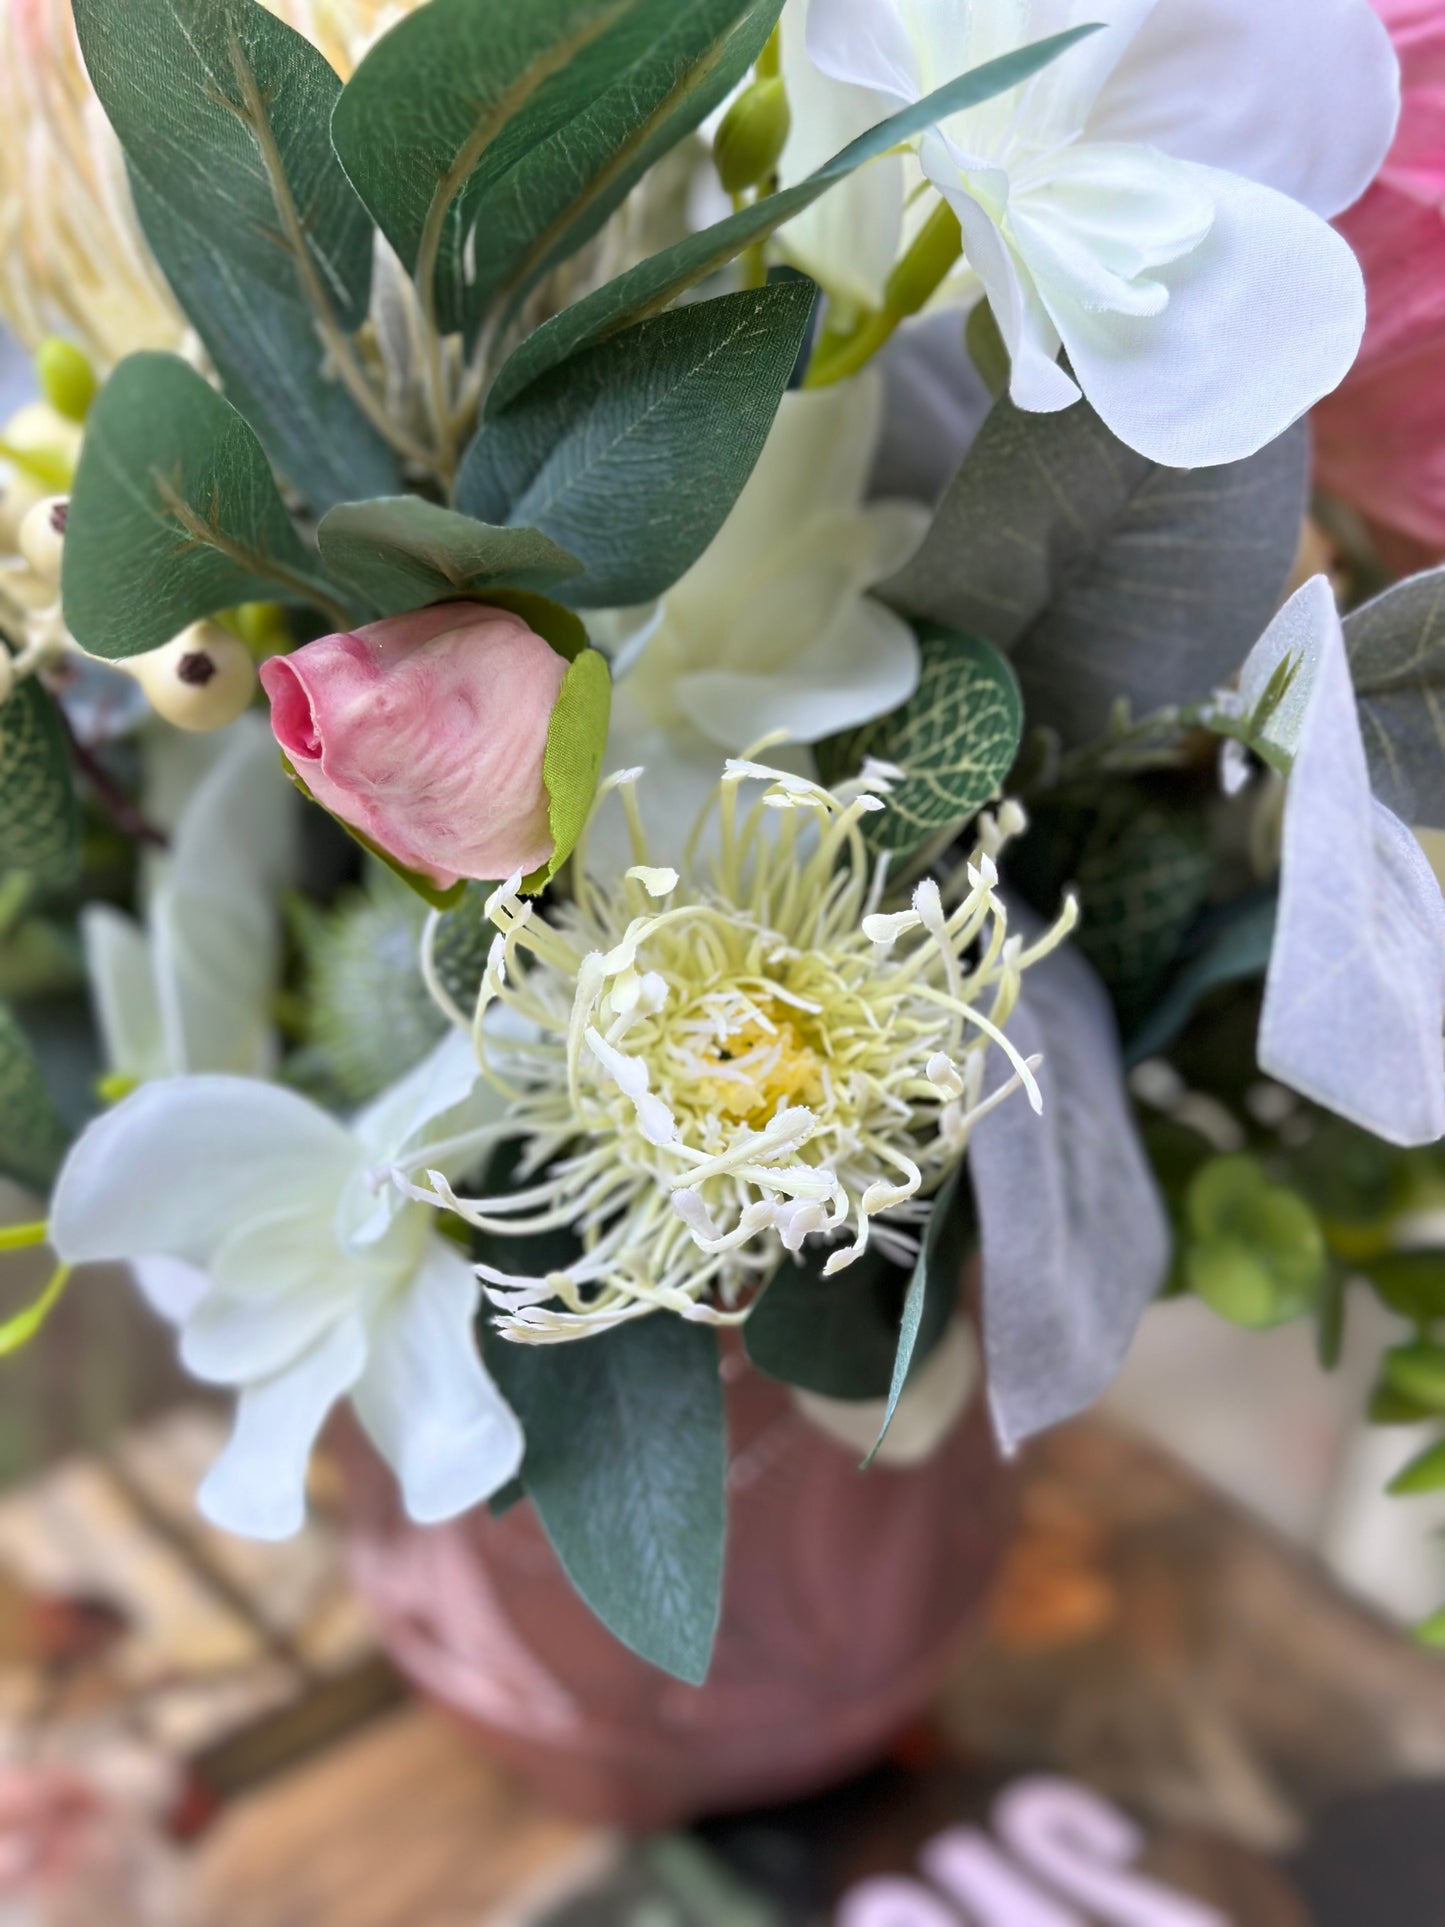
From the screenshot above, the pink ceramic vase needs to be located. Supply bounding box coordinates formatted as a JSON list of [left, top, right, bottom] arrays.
[[342, 1342, 1014, 1830]]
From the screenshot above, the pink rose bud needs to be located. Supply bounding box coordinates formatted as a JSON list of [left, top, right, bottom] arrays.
[[260, 602, 569, 888]]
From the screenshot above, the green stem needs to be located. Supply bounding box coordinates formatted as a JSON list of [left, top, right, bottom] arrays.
[[0, 1263, 72, 1357], [804, 199, 963, 389]]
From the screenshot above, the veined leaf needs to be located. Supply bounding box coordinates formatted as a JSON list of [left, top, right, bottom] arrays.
[[0, 681, 80, 885], [1343, 566, 1445, 830], [483, 1315, 726, 1685], [0, 1004, 71, 1193], [816, 625, 1022, 859], [74, 0, 396, 512], [316, 498, 583, 616], [486, 26, 1100, 415], [334, 0, 783, 343], [129, 169, 398, 515], [888, 400, 1308, 745], [63, 354, 348, 659], [458, 283, 816, 608]]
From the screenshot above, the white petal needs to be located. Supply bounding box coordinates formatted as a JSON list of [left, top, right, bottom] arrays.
[[677, 591, 922, 748], [166, 715, 296, 903], [351, 1029, 486, 1165], [1039, 166, 1366, 468], [197, 1314, 368, 1542], [131, 1256, 210, 1325], [1088, 0, 1400, 218], [1257, 589, 1445, 1147], [50, 1078, 359, 1269], [179, 1211, 356, 1385], [805, 0, 922, 102], [151, 890, 279, 1077], [351, 1239, 524, 1524], [970, 932, 1170, 1451], [80, 906, 167, 1083]]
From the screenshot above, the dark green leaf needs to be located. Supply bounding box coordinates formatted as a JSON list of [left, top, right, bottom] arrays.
[[334, 0, 782, 343], [429, 884, 494, 1017], [816, 625, 1022, 858], [486, 27, 1101, 415], [1388, 1434, 1445, 1496], [62, 354, 345, 659], [0, 1004, 71, 1193], [458, 283, 816, 608], [1370, 1381, 1439, 1426], [484, 1316, 725, 1684], [1384, 1340, 1445, 1415], [129, 169, 398, 515], [1363, 1251, 1445, 1326], [887, 401, 1308, 745], [865, 1164, 972, 1467], [1125, 891, 1277, 1065], [317, 498, 583, 616], [1316, 1267, 1347, 1372], [0, 681, 79, 885], [1343, 566, 1445, 829], [745, 1243, 951, 1401]]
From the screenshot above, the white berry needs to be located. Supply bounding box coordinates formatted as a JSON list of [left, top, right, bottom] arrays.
[[126, 622, 257, 732], [17, 496, 68, 586]]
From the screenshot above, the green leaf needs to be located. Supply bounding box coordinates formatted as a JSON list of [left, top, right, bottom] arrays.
[[527, 647, 612, 891], [1383, 1340, 1445, 1414], [458, 283, 817, 608], [1125, 892, 1277, 1066], [316, 498, 583, 617], [1370, 1382, 1439, 1426], [129, 170, 398, 516], [1342, 566, 1445, 829], [816, 625, 1022, 858], [334, 0, 784, 344], [744, 1243, 951, 1401], [483, 1316, 726, 1685], [866, 1164, 972, 1467], [428, 884, 494, 1016], [1363, 1251, 1445, 1326], [62, 354, 346, 659], [887, 401, 1309, 745], [0, 1004, 71, 1193], [75, 0, 393, 512], [0, 681, 80, 885], [1388, 1435, 1445, 1497], [486, 26, 1101, 415], [1183, 1155, 1327, 1330]]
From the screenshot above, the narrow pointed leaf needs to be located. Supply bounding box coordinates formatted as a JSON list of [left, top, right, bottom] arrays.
[[746, 1243, 952, 1400], [1388, 1435, 1445, 1497], [317, 498, 584, 616], [864, 1164, 972, 1467]]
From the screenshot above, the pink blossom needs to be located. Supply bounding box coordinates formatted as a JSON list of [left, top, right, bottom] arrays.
[[260, 603, 567, 888], [1315, 0, 1445, 551]]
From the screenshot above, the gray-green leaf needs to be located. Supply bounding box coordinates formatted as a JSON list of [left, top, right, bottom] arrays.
[[316, 498, 583, 617], [1343, 566, 1445, 829], [1125, 892, 1278, 1066], [887, 401, 1308, 746], [0, 1004, 71, 1193], [486, 27, 1100, 416], [0, 681, 80, 886], [333, 0, 782, 343], [62, 353, 344, 659], [745, 1242, 952, 1401], [865, 1164, 972, 1467], [815, 625, 1022, 858], [483, 1315, 725, 1685], [457, 283, 817, 608]]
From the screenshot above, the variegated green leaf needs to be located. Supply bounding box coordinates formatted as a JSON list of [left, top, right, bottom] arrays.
[[0, 681, 80, 885], [816, 625, 1022, 858], [0, 1004, 71, 1193]]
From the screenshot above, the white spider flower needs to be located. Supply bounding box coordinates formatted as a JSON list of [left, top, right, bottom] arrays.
[[413, 760, 1077, 1344]]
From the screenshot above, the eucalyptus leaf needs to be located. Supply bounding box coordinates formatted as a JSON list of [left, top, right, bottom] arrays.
[[745, 1241, 952, 1401], [129, 169, 398, 515], [1343, 566, 1445, 829], [0, 1004, 71, 1193], [816, 625, 1022, 858], [483, 1315, 725, 1684], [865, 1163, 972, 1466], [1125, 892, 1278, 1065], [62, 354, 346, 659], [458, 283, 816, 608], [317, 498, 583, 616], [334, 0, 782, 343], [887, 401, 1309, 745], [0, 681, 79, 885], [486, 27, 1100, 415]]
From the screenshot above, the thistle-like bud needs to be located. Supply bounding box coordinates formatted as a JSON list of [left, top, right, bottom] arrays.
[[713, 76, 791, 197], [17, 496, 68, 586], [125, 622, 257, 732]]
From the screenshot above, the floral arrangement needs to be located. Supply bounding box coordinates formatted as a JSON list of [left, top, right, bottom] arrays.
[[2, 0, 1444, 1686]]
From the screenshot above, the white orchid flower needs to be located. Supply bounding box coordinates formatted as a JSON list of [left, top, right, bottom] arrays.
[[785, 0, 1399, 467], [1239, 577, 1445, 1148], [81, 718, 294, 1084], [49, 1032, 523, 1539], [598, 373, 929, 863]]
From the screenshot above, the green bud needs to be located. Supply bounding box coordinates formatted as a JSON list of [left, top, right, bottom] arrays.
[[35, 337, 98, 424], [1183, 1155, 1327, 1328], [714, 77, 791, 197], [227, 601, 292, 657]]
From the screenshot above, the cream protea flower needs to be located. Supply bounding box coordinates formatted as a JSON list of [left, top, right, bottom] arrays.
[[411, 758, 1077, 1344]]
